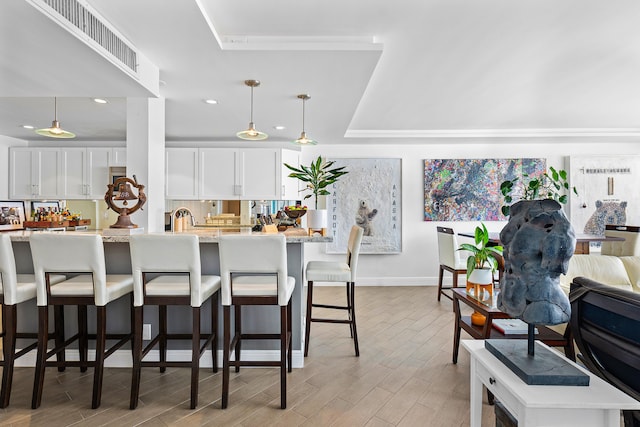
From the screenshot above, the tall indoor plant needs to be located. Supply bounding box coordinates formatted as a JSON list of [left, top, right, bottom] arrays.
[[285, 156, 348, 230]]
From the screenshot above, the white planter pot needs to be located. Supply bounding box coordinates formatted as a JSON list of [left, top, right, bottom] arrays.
[[307, 209, 327, 230]]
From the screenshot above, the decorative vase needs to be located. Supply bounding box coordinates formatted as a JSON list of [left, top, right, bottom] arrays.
[[467, 268, 493, 326], [306, 209, 327, 231]]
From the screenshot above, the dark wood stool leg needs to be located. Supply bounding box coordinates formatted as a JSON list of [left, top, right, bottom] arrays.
[[346, 283, 354, 338], [304, 281, 314, 357], [287, 300, 292, 372], [234, 305, 241, 373], [350, 282, 360, 357], [437, 265, 445, 301], [54, 305, 66, 372], [280, 305, 287, 409], [78, 305, 88, 373], [32, 306, 49, 409], [92, 306, 106, 409], [211, 293, 218, 373], [0, 305, 17, 408], [159, 305, 167, 373], [221, 306, 231, 409], [130, 306, 143, 410], [190, 306, 200, 409]]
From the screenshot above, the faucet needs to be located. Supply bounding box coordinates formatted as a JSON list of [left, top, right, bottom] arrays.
[[171, 207, 194, 231]]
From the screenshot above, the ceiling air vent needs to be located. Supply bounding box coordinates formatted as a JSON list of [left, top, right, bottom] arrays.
[[40, 0, 137, 73]]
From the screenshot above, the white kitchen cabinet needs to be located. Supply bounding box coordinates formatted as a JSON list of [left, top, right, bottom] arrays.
[[197, 148, 300, 200], [281, 149, 300, 200], [9, 147, 62, 199], [61, 148, 111, 199], [166, 147, 199, 199], [111, 147, 127, 166]]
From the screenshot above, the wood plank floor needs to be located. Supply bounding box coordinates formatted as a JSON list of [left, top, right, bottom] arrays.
[[0, 286, 500, 426]]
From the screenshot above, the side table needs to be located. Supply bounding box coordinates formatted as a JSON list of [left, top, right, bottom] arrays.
[[452, 288, 573, 364], [462, 339, 640, 427]]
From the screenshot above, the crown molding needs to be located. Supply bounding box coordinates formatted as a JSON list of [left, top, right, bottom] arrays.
[[345, 128, 640, 139]]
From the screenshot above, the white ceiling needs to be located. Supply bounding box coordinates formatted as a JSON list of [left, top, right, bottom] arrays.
[[1, 0, 640, 144]]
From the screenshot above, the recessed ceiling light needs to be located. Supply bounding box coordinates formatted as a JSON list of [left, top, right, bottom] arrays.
[[273, 125, 286, 130], [93, 98, 108, 104], [22, 125, 35, 129], [204, 99, 218, 105]]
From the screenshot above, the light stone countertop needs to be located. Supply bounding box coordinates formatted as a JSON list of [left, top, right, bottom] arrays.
[[4, 228, 332, 243]]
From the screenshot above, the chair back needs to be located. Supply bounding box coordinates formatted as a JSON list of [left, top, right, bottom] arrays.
[[569, 277, 640, 404], [601, 225, 640, 256], [129, 234, 203, 307], [437, 226, 461, 268], [218, 234, 288, 305], [30, 233, 107, 306], [0, 234, 19, 304], [345, 226, 364, 282]]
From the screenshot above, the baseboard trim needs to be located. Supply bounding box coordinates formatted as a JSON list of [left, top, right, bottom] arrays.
[[312, 277, 439, 286], [14, 349, 306, 369]]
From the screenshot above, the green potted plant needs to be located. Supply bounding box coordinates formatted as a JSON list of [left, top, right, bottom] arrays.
[[500, 166, 577, 216], [284, 156, 348, 230], [458, 223, 503, 325]]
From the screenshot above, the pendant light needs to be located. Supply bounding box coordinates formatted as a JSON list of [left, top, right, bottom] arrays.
[[292, 94, 317, 146], [35, 97, 76, 139], [237, 79, 268, 140]]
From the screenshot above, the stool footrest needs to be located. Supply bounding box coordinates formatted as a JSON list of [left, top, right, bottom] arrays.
[[311, 317, 352, 324], [312, 303, 349, 310]]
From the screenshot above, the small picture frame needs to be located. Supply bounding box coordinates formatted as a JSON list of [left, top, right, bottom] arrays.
[[0, 201, 26, 231], [32, 201, 60, 212]]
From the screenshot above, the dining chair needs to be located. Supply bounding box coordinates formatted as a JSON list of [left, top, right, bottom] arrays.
[[304, 225, 364, 357], [0, 234, 66, 407], [218, 234, 294, 409], [436, 226, 467, 301], [29, 233, 134, 409], [601, 225, 640, 256], [129, 234, 221, 409]]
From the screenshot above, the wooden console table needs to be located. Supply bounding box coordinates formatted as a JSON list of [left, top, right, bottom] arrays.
[[462, 339, 640, 427], [452, 288, 573, 364]]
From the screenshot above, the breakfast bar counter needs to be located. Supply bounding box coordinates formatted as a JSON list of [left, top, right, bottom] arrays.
[[7, 229, 331, 369]]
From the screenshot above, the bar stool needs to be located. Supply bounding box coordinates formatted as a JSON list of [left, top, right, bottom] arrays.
[[0, 235, 66, 407], [304, 225, 364, 357], [218, 234, 294, 409], [128, 234, 221, 409], [29, 233, 134, 409]]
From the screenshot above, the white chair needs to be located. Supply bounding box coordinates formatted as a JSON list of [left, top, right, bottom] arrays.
[[128, 234, 221, 409], [304, 225, 364, 357], [0, 235, 65, 407], [436, 226, 468, 301], [218, 234, 294, 409], [29, 233, 134, 409], [601, 225, 640, 256]]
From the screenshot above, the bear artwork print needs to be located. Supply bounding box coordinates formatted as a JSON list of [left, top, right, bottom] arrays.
[[356, 200, 377, 236], [583, 200, 627, 235]]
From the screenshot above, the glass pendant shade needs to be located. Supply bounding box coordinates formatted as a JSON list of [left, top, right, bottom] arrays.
[[237, 80, 268, 140], [35, 97, 75, 139], [292, 94, 317, 146]]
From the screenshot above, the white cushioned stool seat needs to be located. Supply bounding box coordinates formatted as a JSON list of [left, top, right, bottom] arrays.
[[29, 233, 134, 410], [218, 234, 294, 410], [0, 235, 65, 408], [128, 233, 220, 410], [304, 225, 364, 358]]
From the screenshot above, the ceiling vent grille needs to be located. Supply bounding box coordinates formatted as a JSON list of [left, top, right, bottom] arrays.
[[41, 0, 137, 72]]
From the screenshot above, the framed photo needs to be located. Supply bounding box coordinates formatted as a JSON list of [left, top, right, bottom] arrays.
[[32, 201, 60, 212], [327, 158, 402, 254], [0, 201, 26, 231]]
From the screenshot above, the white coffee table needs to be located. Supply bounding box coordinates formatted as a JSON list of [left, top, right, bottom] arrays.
[[462, 339, 640, 427]]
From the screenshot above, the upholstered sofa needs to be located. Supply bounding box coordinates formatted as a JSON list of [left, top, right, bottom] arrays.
[[559, 254, 640, 295]]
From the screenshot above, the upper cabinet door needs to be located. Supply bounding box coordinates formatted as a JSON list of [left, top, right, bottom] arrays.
[[34, 148, 62, 199], [166, 148, 199, 200], [86, 148, 111, 198], [111, 148, 126, 166], [9, 148, 36, 199], [240, 148, 280, 200], [60, 148, 87, 199], [200, 148, 237, 199], [281, 149, 301, 201]]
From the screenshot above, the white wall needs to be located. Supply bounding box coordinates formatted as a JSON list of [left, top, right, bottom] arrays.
[[300, 141, 640, 286]]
